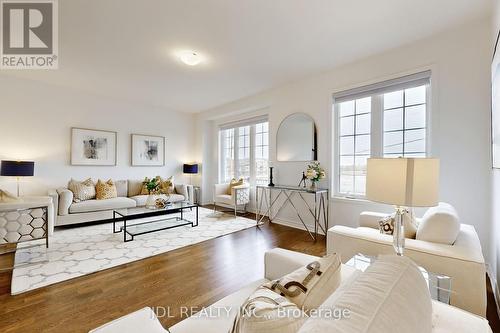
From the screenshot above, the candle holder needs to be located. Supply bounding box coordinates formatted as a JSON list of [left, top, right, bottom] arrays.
[[268, 167, 275, 187]]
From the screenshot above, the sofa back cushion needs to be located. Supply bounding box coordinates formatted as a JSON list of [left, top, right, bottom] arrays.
[[114, 180, 128, 197], [128, 180, 144, 197], [416, 202, 460, 245], [298, 255, 432, 333]]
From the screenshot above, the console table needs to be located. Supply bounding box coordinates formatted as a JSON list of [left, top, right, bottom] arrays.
[[255, 185, 329, 241]]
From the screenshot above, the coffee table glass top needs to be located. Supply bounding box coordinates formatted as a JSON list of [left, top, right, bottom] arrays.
[[346, 253, 452, 304], [114, 201, 197, 217]]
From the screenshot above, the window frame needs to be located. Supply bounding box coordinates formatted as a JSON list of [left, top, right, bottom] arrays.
[[333, 79, 431, 199]]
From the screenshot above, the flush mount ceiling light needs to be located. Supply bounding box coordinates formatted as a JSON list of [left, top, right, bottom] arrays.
[[179, 51, 202, 66]]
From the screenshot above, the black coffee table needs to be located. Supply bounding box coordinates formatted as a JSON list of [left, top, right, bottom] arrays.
[[113, 202, 198, 242]]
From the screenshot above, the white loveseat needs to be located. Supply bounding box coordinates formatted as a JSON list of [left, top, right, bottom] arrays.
[[89, 248, 492, 333], [49, 179, 194, 226], [327, 211, 487, 317]]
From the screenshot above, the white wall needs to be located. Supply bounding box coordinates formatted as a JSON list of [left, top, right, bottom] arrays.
[[196, 19, 492, 260], [0, 76, 196, 195]]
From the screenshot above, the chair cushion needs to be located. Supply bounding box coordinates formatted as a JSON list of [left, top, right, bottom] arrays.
[[215, 194, 234, 205], [130, 194, 185, 207], [264, 253, 342, 311], [298, 255, 432, 333], [416, 202, 460, 245], [69, 197, 136, 213]]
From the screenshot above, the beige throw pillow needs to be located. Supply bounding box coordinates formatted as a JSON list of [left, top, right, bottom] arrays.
[[159, 176, 175, 195], [95, 179, 118, 200], [227, 177, 244, 195], [68, 178, 96, 203], [264, 253, 342, 311], [230, 286, 308, 333], [0, 189, 21, 202]]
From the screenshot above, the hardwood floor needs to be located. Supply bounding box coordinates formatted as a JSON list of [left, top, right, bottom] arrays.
[[0, 208, 498, 332]]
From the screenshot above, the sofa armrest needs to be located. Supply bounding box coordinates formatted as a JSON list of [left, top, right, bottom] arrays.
[[264, 248, 318, 280], [56, 188, 73, 216], [48, 189, 59, 220], [232, 184, 250, 205], [174, 184, 191, 202]]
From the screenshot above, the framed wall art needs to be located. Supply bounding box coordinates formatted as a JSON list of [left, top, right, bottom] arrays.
[[71, 128, 117, 166], [131, 134, 165, 166]]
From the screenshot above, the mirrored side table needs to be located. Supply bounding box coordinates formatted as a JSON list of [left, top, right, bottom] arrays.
[[346, 253, 452, 304]]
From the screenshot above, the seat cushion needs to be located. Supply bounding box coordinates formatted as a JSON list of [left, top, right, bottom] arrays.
[[130, 194, 185, 206], [431, 300, 492, 333], [298, 255, 432, 333], [69, 197, 136, 213], [215, 194, 234, 205], [417, 202, 460, 245]]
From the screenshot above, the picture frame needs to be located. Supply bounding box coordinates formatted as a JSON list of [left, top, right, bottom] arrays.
[[492, 29, 500, 169], [131, 134, 166, 166], [71, 127, 117, 166]]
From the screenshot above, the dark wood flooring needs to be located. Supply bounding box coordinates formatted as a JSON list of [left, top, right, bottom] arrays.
[[0, 207, 498, 332]]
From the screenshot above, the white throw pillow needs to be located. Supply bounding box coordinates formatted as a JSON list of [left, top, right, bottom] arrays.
[[264, 253, 342, 311], [298, 255, 432, 333], [230, 286, 307, 333], [416, 202, 460, 245], [0, 189, 21, 202]]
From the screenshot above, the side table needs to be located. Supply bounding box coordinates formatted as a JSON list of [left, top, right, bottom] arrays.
[[346, 253, 452, 304]]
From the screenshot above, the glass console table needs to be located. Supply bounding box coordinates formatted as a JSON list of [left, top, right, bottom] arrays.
[[346, 253, 452, 304]]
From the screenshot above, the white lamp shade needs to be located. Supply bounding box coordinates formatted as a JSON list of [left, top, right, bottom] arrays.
[[366, 158, 439, 207]]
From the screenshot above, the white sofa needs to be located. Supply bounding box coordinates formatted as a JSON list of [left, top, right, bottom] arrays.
[[89, 248, 492, 333], [49, 180, 194, 226], [213, 182, 250, 216], [327, 211, 487, 317]]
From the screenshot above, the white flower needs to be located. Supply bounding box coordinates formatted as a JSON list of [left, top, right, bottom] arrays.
[[306, 169, 317, 179]]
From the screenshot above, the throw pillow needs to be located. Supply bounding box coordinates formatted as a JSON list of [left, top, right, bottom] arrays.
[[95, 179, 118, 200], [68, 178, 96, 203], [416, 202, 460, 245], [227, 177, 245, 195], [264, 253, 342, 311], [0, 189, 21, 202], [159, 176, 175, 194], [230, 286, 308, 333], [297, 255, 432, 333], [378, 212, 418, 239]]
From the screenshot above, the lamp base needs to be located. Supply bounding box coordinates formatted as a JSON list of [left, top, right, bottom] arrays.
[[393, 206, 407, 256]]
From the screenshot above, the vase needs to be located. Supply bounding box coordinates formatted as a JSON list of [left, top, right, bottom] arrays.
[[309, 181, 317, 190], [145, 194, 157, 209]]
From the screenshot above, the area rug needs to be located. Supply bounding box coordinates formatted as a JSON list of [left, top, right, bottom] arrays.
[[11, 207, 256, 294]]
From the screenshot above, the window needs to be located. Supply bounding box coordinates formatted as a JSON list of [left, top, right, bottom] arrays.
[[334, 71, 431, 197], [219, 119, 269, 186]]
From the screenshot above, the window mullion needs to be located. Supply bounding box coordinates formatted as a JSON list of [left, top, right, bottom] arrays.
[[234, 128, 240, 179], [372, 94, 383, 157], [250, 125, 256, 186]]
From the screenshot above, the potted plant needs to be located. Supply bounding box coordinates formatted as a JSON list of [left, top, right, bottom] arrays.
[[305, 161, 325, 189], [143, 177, 160, 209]]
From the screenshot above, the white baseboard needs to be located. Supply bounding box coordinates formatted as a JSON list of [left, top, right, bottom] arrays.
[[270, 217, 326, 236], [486, 264, 500, 320]]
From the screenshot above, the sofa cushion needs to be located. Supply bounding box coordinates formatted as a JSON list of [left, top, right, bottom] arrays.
[[378, 213, 417, 239], [130, 194, 185, 207], [114, 180, 128, 197], [416, 202, 460, 245], [96, 179, 118, 200], [230, 286, 307, 333], [264, 253, 342, 311], [68, 178, 95, 202], [69, 197, 136, 214], [298, 255, 432, 333], [127, 180, 144, 197]]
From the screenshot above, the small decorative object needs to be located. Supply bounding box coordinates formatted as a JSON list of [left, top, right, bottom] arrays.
[[71, 128, 117, 166], [143, 177, 160, 209], [305, 161, 325, 189], [268, 166, 275, 187], [298, 171, 307, 188], [155, 197, 170, 209], [0, 160, 35, 196], [131, 134, 165, 166]]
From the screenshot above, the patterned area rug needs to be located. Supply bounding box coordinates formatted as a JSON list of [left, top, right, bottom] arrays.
[[11, 207, 256, 294]]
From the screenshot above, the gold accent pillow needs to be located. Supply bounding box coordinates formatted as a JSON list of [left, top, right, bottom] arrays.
[[68, 178, 96, 203], [227, 178, 244, 195], [96, 179, 117, 200], [159, 176, 174, 194]]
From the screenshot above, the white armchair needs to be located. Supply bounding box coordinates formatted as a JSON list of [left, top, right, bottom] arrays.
[[327, 211, 487, 317], [213, 183, 250, 216]]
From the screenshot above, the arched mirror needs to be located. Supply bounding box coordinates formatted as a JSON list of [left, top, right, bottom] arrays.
[[276, 113, 317, 161]]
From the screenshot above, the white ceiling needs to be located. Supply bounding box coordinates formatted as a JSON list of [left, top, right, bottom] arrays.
[[3, 0, 491, 113]]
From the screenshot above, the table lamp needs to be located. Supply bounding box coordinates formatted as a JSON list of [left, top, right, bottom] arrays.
[[366, 158, 439, 256], [183, 163, 198, 185], [1, 160, 35, 197]]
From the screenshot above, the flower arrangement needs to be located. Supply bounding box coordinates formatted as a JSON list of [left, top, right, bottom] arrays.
[[143, 177, 160, 195], [305, 161, 325, 187]]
